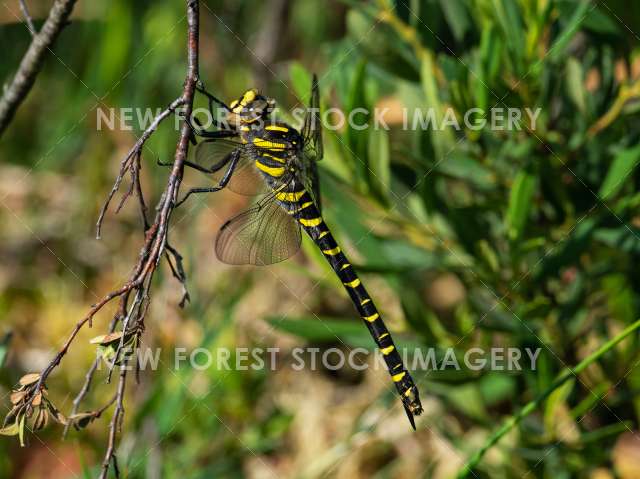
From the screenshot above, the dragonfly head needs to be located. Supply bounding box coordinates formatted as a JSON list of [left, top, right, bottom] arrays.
[[227, 89, 275, 126]]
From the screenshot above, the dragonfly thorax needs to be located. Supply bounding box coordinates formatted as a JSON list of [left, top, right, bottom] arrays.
[[242, 122, 304, 172]]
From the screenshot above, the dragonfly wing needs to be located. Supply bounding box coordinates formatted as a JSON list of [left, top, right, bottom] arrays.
[[302, 74, 323, 162], [215, 191, 302, 265], [300, 74, 323, 211], [194, 139, 268, 196], [301, 155, 321, 213]]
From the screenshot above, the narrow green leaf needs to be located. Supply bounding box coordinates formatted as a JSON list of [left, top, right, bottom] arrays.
[[421, 53, 455, 159], [367, 127, 390, 200], [544, 378, 575, 435], [566, 57, 586, 113], [491, 0, 525, 74], [18, 414, 25, 447], [439, 0, 471, 42], [0, 420, 20, 437], [437, 154, 496, 190], [599, 145, 640, 200], [0, 331, 11, 368], [548, 0, 590, 63], [506, 170, 537, 240], [267, 316, 369, 345], [289, 62, 312, 102]]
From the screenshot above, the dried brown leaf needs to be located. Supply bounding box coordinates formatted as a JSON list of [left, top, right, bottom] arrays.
[[18, 373, 40, 386], [32, 408, 49, 431], [69, 412, 96, 430], [10, 391, 26, 405], [31, 392, 42, 407], [90, 332, 123, 345]]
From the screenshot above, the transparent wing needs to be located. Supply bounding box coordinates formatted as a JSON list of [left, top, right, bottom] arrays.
[[215, 187, 302, 266], [300, 74, 323, 211], [194, 139, 268, 196], [302, 74, 323, 162], [301, 155, 321, 213]]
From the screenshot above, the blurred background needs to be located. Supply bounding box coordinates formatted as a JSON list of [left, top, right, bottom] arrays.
[[2, 0, 640, 477]]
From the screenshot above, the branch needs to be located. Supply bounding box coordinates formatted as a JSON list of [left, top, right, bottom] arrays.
[[96, 96, 185, 239], [100, 365, 128, 479], [3, 1, 201, 476], [0, 0, 78, 136], [588, 78, 640, 137], [18, 0, 36, 36]]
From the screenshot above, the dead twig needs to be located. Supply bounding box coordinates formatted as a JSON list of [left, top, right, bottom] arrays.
[[7, 1, 202, 476], [18, 0, 37, 36], [0, 0, 78, 136], [96, 96, 185, 238]]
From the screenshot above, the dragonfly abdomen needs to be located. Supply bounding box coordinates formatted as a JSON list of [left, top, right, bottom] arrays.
[[277, 187, 424, 426]]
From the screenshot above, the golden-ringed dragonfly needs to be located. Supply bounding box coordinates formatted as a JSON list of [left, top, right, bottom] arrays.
[[179, 76, 423, 428]]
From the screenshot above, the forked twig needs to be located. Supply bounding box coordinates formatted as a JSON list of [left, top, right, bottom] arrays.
[[18, 0, 36, 35], [7, 2, 202, 476]]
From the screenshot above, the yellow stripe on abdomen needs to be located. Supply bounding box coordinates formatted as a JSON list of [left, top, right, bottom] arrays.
[[381, 345, 395, 355], [262, 152, 286, 163], [299, 217, 323, 227], [286, 201, 313, 215], [363, 313, 379, 322], [255, 161, 285, 177], [253, 138, 286, 149], [275, 190, 306, 202], [265, 125, 289, 132], [343, 278, 361, 288]]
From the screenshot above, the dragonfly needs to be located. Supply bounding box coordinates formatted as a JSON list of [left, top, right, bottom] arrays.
[[179, 76, 424, 428]]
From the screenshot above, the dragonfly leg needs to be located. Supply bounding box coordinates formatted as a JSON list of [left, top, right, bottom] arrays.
[[174, 150, 240, 208], [178, 110, 237, 143], [196, 82, 230, 115], [194, 82, 233, 130], [192, 128, 237, 140], [157, 157, 229, 174]]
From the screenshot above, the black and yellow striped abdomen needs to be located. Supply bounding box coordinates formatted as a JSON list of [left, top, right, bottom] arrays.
[[279, 186, 423, 423]]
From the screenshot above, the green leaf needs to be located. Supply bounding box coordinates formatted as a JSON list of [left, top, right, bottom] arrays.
[[491, 0, 525, 74], [557, 2, 620, 35], [18, 414, 26, 447], [437, 154, 496, 190], [421, 53, 455, 158], [439, 0, 471, 42], [548, 0, 590, 63], [289, 62, 312, 102], [544, 377, 575, 438], [0, 419, 20, 437], [566, 57, 586, 113], [506, 170, 537, 241], [267, 316, 371, 347], [599, 145, 640, 200], [0, 331, 11, 368], [367, 127, 390, 201]]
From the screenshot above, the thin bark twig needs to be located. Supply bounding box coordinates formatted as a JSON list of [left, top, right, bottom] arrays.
[[13, 2, 202, 477], [18, 0, 37, 35], [0, 0, 78, 136]]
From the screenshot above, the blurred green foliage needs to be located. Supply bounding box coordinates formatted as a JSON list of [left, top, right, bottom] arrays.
[[2, 0, 640, 478]]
